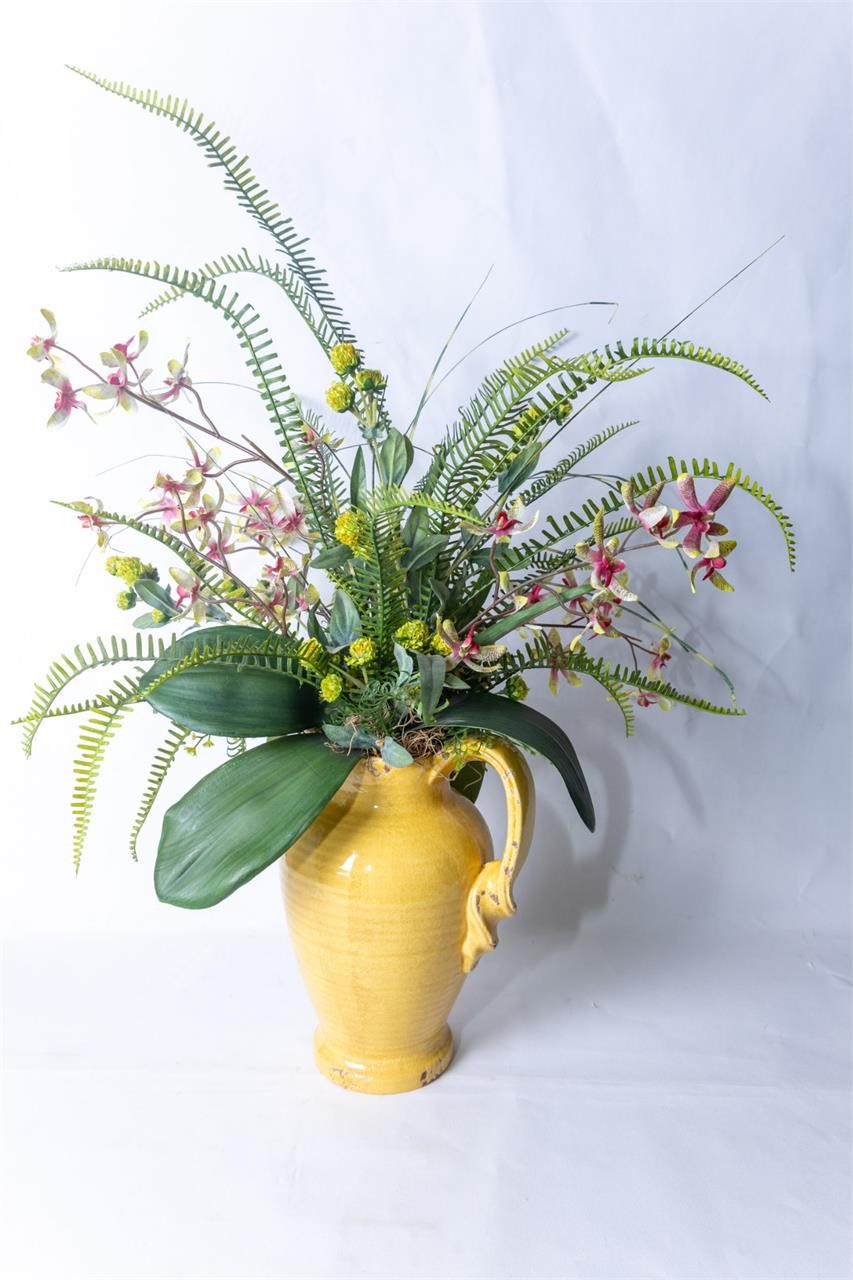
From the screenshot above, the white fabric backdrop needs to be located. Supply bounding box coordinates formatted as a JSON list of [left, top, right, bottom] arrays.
[[1, 3, 850, 1278]]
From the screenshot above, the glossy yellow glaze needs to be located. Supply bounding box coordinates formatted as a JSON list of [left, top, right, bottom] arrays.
[[282, 738, 535, 1094]]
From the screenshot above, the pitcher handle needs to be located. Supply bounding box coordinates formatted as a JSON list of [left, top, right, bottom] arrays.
[[433, 737, 536, 974]]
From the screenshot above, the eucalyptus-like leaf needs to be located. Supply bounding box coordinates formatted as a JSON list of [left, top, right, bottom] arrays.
[[322, 722, 377, 751], [350, 446, 368, 510], [379, 737, 413, 768], [379, 427, 414, 486], [327, 589, 362, 651], [135, 578, 179, 615], [394, 642, 414, 675]]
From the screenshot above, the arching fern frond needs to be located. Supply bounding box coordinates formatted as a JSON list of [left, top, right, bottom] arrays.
[[570, 338, 768, 400], [68, 69, 356, 352], [489, 636, 745, 736], [129, 723, 192, 861], [71, 682, 137, 871], [19, 634, 168, 757], [520, 420, 639, 505]]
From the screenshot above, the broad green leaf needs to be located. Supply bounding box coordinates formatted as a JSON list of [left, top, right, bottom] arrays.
[[312, 544, 352, 571], [155, 734, 358, 908], [401, 534, 450, 572], [379, 427, 414, 485], [350, 446, 368, 509], [327, 589, 362, 651], [417, 653, 447, 722], [435, 691, 595, 831], [498, 441, 542, 492], [402, 505, 429, 548], [476, 585, 589, 645], [449, 760, 485, 805], [140, 625, 321, 737]]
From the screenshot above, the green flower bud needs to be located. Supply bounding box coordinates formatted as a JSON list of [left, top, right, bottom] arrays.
[[354, 368, 385, 393]]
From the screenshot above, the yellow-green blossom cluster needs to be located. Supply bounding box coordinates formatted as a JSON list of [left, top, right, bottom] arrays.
[[506, 675, 529, 702], [320, 672, 344, 703], [116, 589, 136, 610], [105, 555, 155, 586], [325, 381, 354, 413], [394, 620, 430, 650], [329, 342, 361, 376], [334, 508, 370, 556], [346, 637, 376, 667]]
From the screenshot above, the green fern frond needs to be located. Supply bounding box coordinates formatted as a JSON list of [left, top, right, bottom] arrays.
[[19, 634, 169, 757], [520, 420, 639, 504], [68, 69, 355, 351], [140, 632, 315, 702], [71, 685, 136, 872], [129, 723, 191, 861], [569, 337, 768, 400]]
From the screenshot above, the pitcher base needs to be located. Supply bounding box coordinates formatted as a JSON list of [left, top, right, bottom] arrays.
[[313, 1025, 454, 1094]]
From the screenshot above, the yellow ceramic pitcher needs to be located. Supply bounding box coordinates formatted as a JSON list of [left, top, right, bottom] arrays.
[[282, 737, 535, 1093]]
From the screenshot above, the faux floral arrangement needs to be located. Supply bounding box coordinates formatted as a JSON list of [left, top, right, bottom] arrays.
[[17, 71, 795, 911]]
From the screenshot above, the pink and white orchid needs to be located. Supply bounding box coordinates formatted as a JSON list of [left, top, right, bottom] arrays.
[[41, 366, 87, 427], [28, 309, 58, 363], [671, 473, 736, 555], [687, 539, 736, 593], [575, 509, 637, 601], [155, 348, 193, 404], [439, 621, 506, 673], [621, 478, 677, 543]]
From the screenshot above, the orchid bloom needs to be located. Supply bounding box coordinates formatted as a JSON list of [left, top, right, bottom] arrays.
[[272, 495, 310, 546], [483, 500, 538, 541], [170, 568, 210, 625], [621, 479, 677, 544], [439, 621, 506, 673], [156, 348, 192, 404], [207, 517, 238, 565], [82, 351, 137, 414], [182, 440, 221, 506], [671, 473, 736, 555], [184, 488, 226, 548], [575, 509, 637, 601], [688, 539, 737, 593], [27, 309, 58, 363], [648, 636, 672, 682], [101, 331, 148, 367], [40, 366, 86, 428], [633, 689, 672, 711], [146, 473, 187, 527], [69, 500, 108, 547], [546, 629, 583, 695], [513, 582, 546, 610]]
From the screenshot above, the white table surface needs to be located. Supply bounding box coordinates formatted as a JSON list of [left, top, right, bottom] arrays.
[[3, 918, 849, 1280]]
